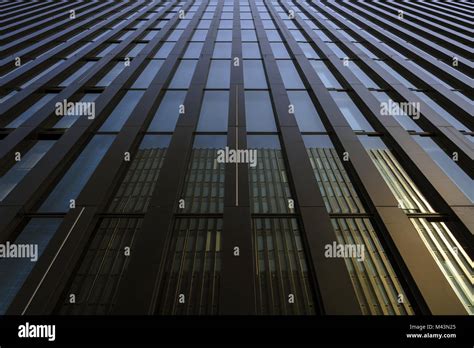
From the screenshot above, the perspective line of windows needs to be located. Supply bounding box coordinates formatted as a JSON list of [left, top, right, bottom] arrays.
[[0, 0, 471, 316]]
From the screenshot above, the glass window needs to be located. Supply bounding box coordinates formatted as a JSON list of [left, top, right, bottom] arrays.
[[414, 92, 469, 131], [99, 91, 144, 131], [313, 30, 330, 42], [262, 20, 275, 30], [96, 62, 126, 87], [289, 29, 306, 42], [192, 29, 208, 41], [169, 60, 197, 89], [39, 135, 115, 212], [241, 20, 254, 29], [7, 94, 57, 128], [288, 91, 326, 132], [198, 19, 212, 29], [154, 42, 175, 58], [241, 29, 257, 42], [371, 91, 422, 132], [53, 93, 100, 129], [310, 60, 341, 88], [126, 43, 146, 57], [329, 92, 374, 131], [0, 218, 63, 314], [96, 43, 118, 58], [59, 62, 95, 87], [283, 20, 296, 29], [219, 19, 233, 29], [148, 90, 186, 132], [167, 29, 184, 41], [299, 42, 319, 59], [270, 43, 290, 59], [302, 134, 334, 148], [242, 43, 261, 59], [183, 42, 204, 59], [193, 134, 227, 149], [143, 30, 159, 41], [413, 136, 473, 202], [21, 61, 64, 88], [350, 62, 379, 89], [245, 91, 277, 132], [197, 91, 229, 132], [176, 19, 190, 29], [375, 60, 416, 88], [212, 42, 232, 58], [216, 29, 232, 41], [243, 60, 268, 89], [277, 60, 305, 89], [247, 134, 281, 149], [353, 43, 378, 59], [265, 29, 282, 42], [206, 60, 231, 89], [0, 141, 55, 201], [327, 43, 347, 59], [132, 60, 164, 88]]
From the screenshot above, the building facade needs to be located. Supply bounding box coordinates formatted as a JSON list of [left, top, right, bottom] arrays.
[[0, 0, 472, 316]]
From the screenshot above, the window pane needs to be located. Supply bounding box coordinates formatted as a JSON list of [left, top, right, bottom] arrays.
[[216, 29, 232, 41], [183, 42, 204, 59], [241, 29, 257, 41], [212, 42, 232, 58], [243, 60, 268, 89], [39, 135, 115, 212], [413, 136, 473, 202], [53, 93, 100, 129], [288, 91, 326, 132], [0, 141, 55, 201], [206, 60, 231, 89], [329, 91, 374, 131], [126, 43, 146, 57], [99, 91, 144, 131], [270, 43, 290, 59], [197, 91, 229, 132], [59, 62, 95, 87], [245, 91, 277, 132], [247, 134, 281, 149], [310, 60, 341, 88], [132, 60, 164, 88], [192, 29, 208, 41], [242, 43, 261, 59], [7, 94, 57, 128], [148, 90, 186, 131], [193, 135, 227, 149], [371, 91, 422, 132], [167, 29, 184, 41], [169, 60, 197, 89], [0, 218, 63, 314], [154, 42, 175, 58], [277, 60, 305, 89], [299, 42, 319, 59], [265, 29, 281, 42], [414, 92, 469, 131], [96, 63, 126, 87], [351, 62, 379, 89], [96, 43, 118, 58]]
